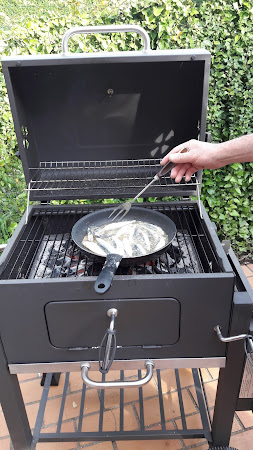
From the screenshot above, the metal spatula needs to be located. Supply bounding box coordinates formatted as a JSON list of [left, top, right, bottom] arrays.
[[109, 147, 189, 221]]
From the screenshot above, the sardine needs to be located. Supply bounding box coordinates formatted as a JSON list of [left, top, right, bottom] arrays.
[[96, 237, 121, 255], [82, 240, 106, 256], [82, 219, 169, 258], [132, 242, 146, 257]]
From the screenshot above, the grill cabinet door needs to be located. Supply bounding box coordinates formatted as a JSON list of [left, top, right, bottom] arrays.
[[45, 298, 180, 349]]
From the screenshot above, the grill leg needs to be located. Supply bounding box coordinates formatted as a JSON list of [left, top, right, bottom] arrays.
[[212, 291, 252, 446], [41, 372, 60, 386], [0, 338, 32, 449]]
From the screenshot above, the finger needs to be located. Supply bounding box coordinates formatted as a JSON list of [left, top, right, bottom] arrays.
[[169, 151, 193, 165], [170, 164, 183, 179], [169, 142, 190, 154], [175, 163, 192, 183], [185, 166, 198, 182], [160, 142, 190, 165]]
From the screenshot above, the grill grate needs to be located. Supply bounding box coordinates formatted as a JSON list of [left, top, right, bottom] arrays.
[[31, 368, 212, 446], [27, 159, 199, 199], [0, 204, 222, 280]]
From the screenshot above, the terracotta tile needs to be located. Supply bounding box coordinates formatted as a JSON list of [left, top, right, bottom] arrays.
[[0, 412, 9, 438], [236, 410, 253, 428], [178, 369, 194, 388], [18, 373, 39, 382], [20, 379, 43, 404], [248, 277, 253, 288], [247, 263, 253, 272], [123, 405, 139, 431], [155, 369, 177, 394], [43, 396, 63, 425], [69, 372, 84, 393], [81, 404, 138, 435], [135, 389, 196, 427], [38, 420, 77, 449], [207, 368, 220, 379], [199, 368, 212, 382], [123, 370, 139, 378], [231, 416, 242, 433], [176, 413, 206, 446], [135, 396, 161, 426], [192, 444, 209, 450], [164, 390, 196, 420], [230, 429, 253, 449], [63, 393, 84, 421], [82, 409, 117, 433], [190, 380, 218, 408], [26, 402, 40, 429], [208, 410, 241, 433], [242, 265, 253, 277], [117, 438, 183, 449], [87, 443, 114, 449], [47, 374, 66, 398], [0, 437, 11, 450], [65, 390, 101, 421], [87, 370, 121, 382], [82, 389, 101, 416], [104, 377, 158, 410]]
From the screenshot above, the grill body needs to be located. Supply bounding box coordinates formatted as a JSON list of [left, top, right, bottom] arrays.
[[0, 202, 234, 367]]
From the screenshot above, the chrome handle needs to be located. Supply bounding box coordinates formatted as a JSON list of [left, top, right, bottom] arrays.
[[99, 308, 118, 373], [214, 325, 253, 352], [81, 360, 154, 389], [62, 25, 151, 55]]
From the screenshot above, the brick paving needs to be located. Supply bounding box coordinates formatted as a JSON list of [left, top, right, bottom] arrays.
[[0, 264, 252, 450]]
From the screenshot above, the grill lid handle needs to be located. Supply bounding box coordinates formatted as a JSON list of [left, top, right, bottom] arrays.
[[62, 25, 151, 55], [81, 360, 155, 389]]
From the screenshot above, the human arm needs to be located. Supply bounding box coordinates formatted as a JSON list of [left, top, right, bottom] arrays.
[[160, 134, 253, 183]]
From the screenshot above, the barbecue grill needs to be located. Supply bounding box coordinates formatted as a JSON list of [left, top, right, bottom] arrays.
[[0, 25, 252, 449]]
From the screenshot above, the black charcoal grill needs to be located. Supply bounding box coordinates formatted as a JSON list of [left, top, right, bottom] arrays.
[[0, 25, 253, 449]]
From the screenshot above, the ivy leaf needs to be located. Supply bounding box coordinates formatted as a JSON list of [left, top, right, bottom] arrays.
[[153, 6, 163, 17]]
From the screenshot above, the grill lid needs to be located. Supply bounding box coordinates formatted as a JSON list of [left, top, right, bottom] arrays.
[[2, 25, 211, 201]]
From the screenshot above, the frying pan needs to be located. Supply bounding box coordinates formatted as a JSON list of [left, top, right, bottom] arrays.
[[72, 207, 176, 294]]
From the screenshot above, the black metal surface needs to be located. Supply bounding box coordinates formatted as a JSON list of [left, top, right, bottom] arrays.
[[0, 337, 32, 450], [45, 298, 180, 348], [2, 54, 210, 201], [211, 247, 253, 446], [31, 368, 211, 445]]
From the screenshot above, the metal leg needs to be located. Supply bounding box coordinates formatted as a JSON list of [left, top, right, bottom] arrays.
[[212, 291, 252, 446], [0, 338, 32, 450], [41, 372, 61, 386]]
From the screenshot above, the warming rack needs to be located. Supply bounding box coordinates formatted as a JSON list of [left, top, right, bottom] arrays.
[[25, 159, 202, 222]]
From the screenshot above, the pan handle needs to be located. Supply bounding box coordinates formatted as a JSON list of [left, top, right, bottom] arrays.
[[94, 254, 122, 294], [62, 25, 151, 55]]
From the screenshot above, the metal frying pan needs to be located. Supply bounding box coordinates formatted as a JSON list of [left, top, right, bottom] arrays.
[[72, 207, 176, 294]]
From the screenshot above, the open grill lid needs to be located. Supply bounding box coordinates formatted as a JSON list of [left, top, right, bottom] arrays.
[[2, 25, 211, 202]]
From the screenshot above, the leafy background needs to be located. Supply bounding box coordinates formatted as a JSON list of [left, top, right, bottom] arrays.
[[0, 0, 252, 259]]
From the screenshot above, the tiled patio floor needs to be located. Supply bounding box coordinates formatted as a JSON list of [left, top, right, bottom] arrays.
[[0, 264, 253, 450]]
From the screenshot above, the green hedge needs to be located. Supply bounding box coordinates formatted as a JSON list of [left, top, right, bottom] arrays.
[[0, 0, 252, 256]]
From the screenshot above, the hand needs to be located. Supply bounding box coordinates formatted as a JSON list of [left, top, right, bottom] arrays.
[[161, 139, 221, 183]]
